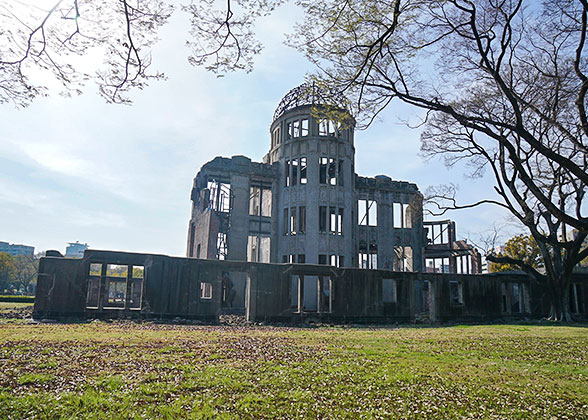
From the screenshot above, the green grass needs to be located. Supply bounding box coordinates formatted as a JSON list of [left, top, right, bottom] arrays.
[[0, 302, 33, 310], [0, 322, 587, 419]]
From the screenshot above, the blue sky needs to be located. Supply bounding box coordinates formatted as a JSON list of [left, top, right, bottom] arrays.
[[0, 4, 516, 256]]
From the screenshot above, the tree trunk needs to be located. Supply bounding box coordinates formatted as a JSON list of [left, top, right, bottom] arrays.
[[548, 277, 572, 322]]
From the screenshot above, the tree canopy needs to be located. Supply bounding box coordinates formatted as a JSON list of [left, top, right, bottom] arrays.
[[0, 0, 280, 106], [489, 234, 542, 273], [0, 252, 38, 295]]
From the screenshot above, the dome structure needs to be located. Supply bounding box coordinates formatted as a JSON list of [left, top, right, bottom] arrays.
[[272, 82, 349, 122]]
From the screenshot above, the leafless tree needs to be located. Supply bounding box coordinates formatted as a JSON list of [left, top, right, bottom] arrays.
[[292, 0, 588, 320]]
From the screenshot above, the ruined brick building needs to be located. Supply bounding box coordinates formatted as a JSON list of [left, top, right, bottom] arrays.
[[187, 84, 425, 271]]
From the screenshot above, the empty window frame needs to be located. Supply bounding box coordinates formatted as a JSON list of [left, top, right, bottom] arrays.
[[319, 206, 327, 233], [104, 264, 128, 309], [300, 157, 307, 184], [297, 254, 306, 263], [318, 120, 340, 137], [247, 235, 271, 263], [292, 159, 299, 185], [200, 282, 213, 299], [382, 278, 398, 303], [338, 159, 344, 186], [284, 208, 289, 235], [329, 207, 337, 235], [318, 254, 327, 265], [86, 263, 102, 309], [328, 158, 337, 185], [394, 246, 413, 272], [394, 203, 413, 228], [272, 127, 280, 147], [393, 203, 402, 228], [299, 206, 306, 234], [129, 266, 144, 310], [403, 203, 412, 228], [249, 186, 272, 217], [293, 120, 300, 138], [456, 254, 472, 274], [426, 257, 450, 273], [216, 232, 228, 260], [328, 207, 344, 235], [286, 158, 306, 186], [501, 282, 527, 313], [318, 120, 329, 136], [283, 255, 295, 263], [249, 186, 261, 216], [247, 236, 258, 262], [359, 244, 377, 269], [449, 280, 463, 305], [358, 199, 377, 226], [319, 157, 328, 184], [290, 275, 332, 313], [429, 222, 450, 244], [287, 119, 308, 138], [301, 119, 309, 136], [285, 160, 291, 186], [290, 207, 297, 235], [329, 255, 344, 267], [207, 180, 231, 212]]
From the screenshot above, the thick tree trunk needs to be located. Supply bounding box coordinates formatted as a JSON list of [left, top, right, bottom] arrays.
[[547, 277, 572, 322]]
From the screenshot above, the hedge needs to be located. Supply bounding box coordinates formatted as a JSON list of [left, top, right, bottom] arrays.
[[0, 295, 35, 303]]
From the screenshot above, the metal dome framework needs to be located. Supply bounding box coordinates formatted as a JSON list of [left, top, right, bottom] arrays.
[[272, 83, 349, 122]]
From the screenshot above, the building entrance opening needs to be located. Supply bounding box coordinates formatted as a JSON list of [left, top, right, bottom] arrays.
[[290, 275, 332, 313]]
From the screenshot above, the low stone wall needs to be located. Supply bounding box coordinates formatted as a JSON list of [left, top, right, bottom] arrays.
[[33, 249, 587, 323]]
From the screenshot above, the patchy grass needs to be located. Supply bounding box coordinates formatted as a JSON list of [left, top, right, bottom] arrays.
[[0, 302, 33, 311], [0, 322, 587, 419]]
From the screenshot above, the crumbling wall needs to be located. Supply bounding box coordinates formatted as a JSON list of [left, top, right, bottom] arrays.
[[34, 249, 588, 323]]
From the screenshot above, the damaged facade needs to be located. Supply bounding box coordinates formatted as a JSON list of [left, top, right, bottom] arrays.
[[33, 84, 587, 323], [187, 84, 425, 273], [33, 249, 588, 322], [424, 220, 482, 274]]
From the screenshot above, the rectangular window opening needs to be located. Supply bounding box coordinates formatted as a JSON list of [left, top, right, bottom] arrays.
[[319, 157, 328, 184], [449, 280, 463, 305], [292, 158, 299, 185], [301, 119, 309, 136], [290, 206, 297, 235], [207, 181, 231, 213], [300, 157, 307, 184], [319, 206, 327, 233], [382, 278, 398, 303], [200, 282, 213, 299], [299, 206, 306, 234], [216, 232, 228, 260]]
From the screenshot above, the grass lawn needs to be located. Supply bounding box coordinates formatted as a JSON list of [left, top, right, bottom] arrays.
[[0, 302, 34, 309], [0, 321, 587, 419]]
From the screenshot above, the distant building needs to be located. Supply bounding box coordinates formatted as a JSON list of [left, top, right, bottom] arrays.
[[0, 241, 34, 256], [65, 242, 89, 258]]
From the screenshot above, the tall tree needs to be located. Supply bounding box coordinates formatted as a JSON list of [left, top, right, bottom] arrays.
[[12, 255, 38, 295], [0, 252, 17, 294], [291, 0, 588, 320]]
